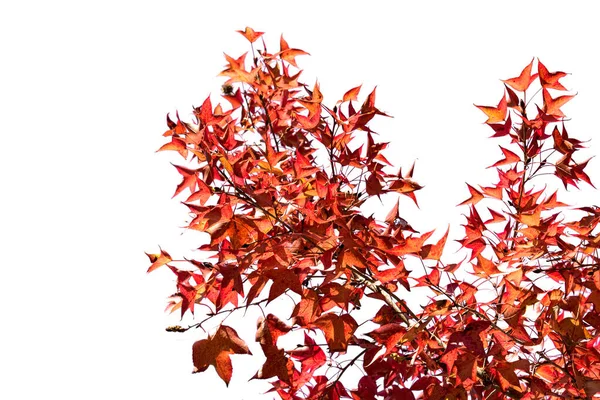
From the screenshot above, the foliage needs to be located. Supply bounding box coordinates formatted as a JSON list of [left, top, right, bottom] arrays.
[[148, 28, 600, 399]]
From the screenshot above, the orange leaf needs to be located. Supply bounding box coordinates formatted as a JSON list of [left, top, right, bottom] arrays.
[[413, 267, 441, 287], [484, 208, 505, 224], [256, 314, 292, 347], [278, 35, 310, 67], [475, 94, 507, 124], [502, 58, 537, 92], [488, 146, 521, 168], [386, 230, 434, 257], [236, 27, 264, 43], [420, 226, 449, 261], [481, 185, 503, 200], [423, 299, 452, 316], [514, 207, 541, 227], [543, 88, 574, 118], [537, 60, 567, 91], [343, 85, 362, 102], [172, 164, 200, 198], [552, 125, 576, 155], [385, 199, 400, 224], [535, 363, 564, 383], [339, 248, 368, 270], [145, 248, 172, 273], [157, 137, 188, 158], [192, 325, 251, 385], [458, 184, 484, 206], [219, 54, 260, 84], [473, 255, 502, 276], [312, 313, 358, 352], [295, 110, 321, 130], [185, 179, 212, 205], [293, 149, 321, 178], [292, 289, 322, 326], [367, 323, 406, 357]]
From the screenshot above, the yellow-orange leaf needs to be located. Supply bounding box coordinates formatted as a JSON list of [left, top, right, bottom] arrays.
[[473, 255, 502, 276], [343, 85, 362, 102], [236, 27, 264, 43], [458, 184, 484, 206], [146, 248, 172, 273], [475, 94, 507, 124]]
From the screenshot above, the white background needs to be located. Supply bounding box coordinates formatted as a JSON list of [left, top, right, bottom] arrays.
[[1, 1, 599, 399]]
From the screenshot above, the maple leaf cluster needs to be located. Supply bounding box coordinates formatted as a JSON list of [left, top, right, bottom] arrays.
[[148, 28, 600, 399]]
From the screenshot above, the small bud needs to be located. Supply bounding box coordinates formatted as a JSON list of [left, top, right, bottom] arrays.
[[166, 325, 187, 333], [221, 83, 234, 96]]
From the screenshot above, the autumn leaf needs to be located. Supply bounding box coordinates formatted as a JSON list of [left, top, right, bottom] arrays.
[[488, 114, 513, 138], [351, 376, 378, 400], [253, 344, 295, 384], [255, 314, 292, 347], [537, 60, 568, 91], [475, 94, 507, 124], [265, 268, 304, 303], [488, 146, 521, 168], [552, 124, 584, 155], [367, 323, 408, 357], [312, 313, 358, 352], [278, 35, 309, 68], [172, 164, 201, 198], [420, 226, 449, 261], [293, 149, 321, 178], [413, 267, 441, 287], [192, 325, 251, 385], [386, 230, 434, 257], [291, 289, 322, 326], [295, 109, 321, 130], [422, 299, 452, 316], [472, 255, 502, 276], [289, 332, 327, 383], [146, 248, 172, 273], [237, 26, 264, 43], [502, 58, 537, 92], [535, 363, 564, 383], [157, 136, 187, 158], [458, 183, 484, 206], [542, 88, 574, 117], [342, 85, 362, 102], [219, 53, 260, 84]]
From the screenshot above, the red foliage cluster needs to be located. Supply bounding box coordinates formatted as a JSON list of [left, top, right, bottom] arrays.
[[148, 28, 600, 399]]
